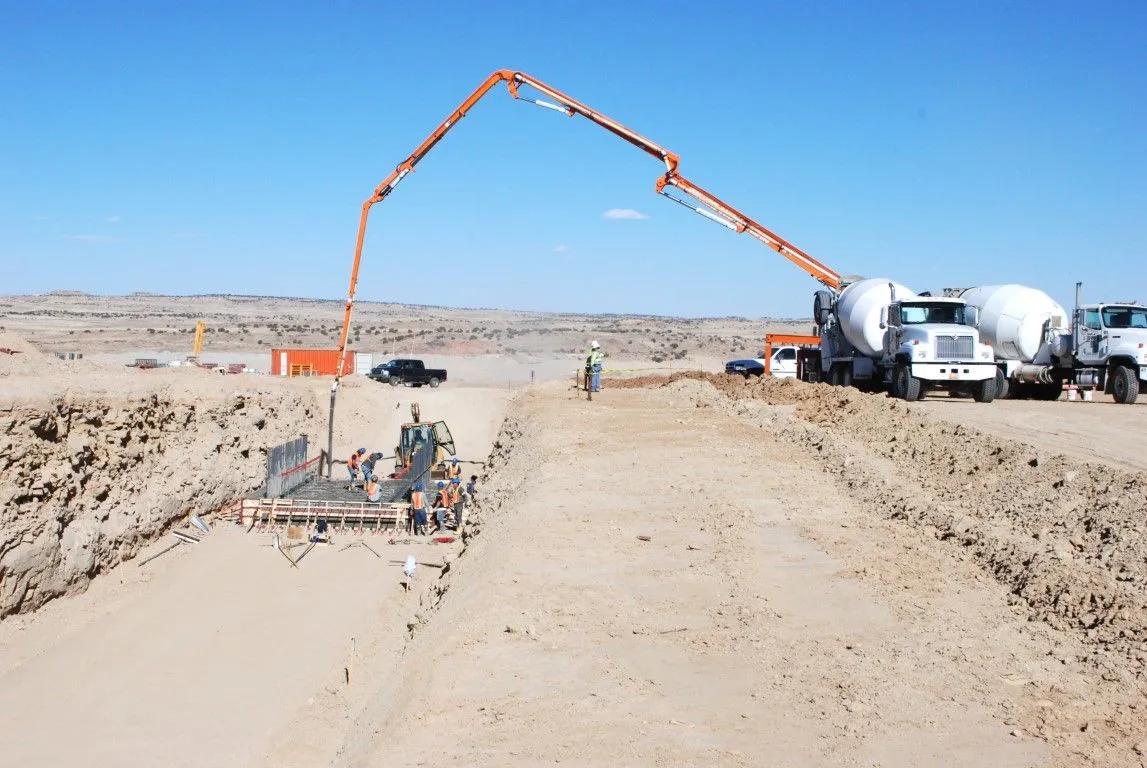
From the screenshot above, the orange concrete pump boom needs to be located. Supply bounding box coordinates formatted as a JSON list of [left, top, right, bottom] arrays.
[[332, 69, 843, 386]]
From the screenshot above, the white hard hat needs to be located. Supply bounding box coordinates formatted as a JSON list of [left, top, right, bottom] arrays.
[[590, 340, 600, 349]]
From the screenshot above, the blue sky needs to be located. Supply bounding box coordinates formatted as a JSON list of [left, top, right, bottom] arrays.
[[2, 1, 1144, 317]]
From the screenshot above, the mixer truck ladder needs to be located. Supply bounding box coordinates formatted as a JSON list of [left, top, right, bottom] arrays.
[[326, 70, 845, 472]]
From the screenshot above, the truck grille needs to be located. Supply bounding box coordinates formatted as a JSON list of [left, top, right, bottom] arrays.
[[936, 335, 974, 359]]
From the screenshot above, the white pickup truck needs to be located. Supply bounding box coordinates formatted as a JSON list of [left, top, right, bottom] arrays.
[[724, 346, 798, 379]]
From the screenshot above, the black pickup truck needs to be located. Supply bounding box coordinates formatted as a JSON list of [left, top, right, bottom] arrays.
[[367, 358, 448, 388]]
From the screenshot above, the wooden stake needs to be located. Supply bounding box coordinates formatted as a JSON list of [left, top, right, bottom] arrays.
[[294, 542, 317, 565], [138, 541, 182, 567]]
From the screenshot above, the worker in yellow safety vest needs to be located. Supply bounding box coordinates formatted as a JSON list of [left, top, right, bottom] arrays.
[[446, 457, 462, 481], [586, 340, 604, 392], [449, 476, 464, 529]]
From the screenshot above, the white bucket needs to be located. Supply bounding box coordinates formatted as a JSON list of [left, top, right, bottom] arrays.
[[1067, 386, 1078, 401], [1082, 389, 1093, 402]]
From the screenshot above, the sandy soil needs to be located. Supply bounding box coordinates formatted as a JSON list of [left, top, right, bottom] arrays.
[[4, 330, 1147, 766], [0, 376, 512, 767], [0, 291, 808, 370], [5, 377, 1138, 766], [333, 383, 1048, 767], [915, 396, 1147, 473]]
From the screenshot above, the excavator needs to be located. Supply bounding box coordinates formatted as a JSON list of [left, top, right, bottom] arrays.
[[395, 402, 456, 480], [324, 69, 844, 473]]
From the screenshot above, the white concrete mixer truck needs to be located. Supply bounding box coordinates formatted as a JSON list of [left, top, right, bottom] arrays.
[[957, 282, 1147, 404], [810, 278, 997, 401]]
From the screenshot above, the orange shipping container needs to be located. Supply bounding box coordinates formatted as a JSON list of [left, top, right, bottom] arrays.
[[270, 348, 355, 377]]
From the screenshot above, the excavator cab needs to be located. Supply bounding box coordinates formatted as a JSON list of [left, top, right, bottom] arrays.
[[394, 403, 456, 474]]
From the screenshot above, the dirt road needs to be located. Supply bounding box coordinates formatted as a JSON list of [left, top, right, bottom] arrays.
[[916, 395, 1147, 473], [306, 380, 1139, 767], [323, 382, 1045, 765]]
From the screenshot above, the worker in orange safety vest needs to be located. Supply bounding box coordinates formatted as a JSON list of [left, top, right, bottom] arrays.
[[410, 483, 428, 535], [346, 447, 366, 488], [446, 457, 462, 481]]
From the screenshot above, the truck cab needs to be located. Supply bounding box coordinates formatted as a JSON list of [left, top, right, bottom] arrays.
[[768, 346, 799, 378], [1074, 303, 1147, 403], [368, 358, 448, 388], [880, 298, 997, 401], [812, 279, 997, 402]]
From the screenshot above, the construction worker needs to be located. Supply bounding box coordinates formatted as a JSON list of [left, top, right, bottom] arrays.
[[450, 476, 464, 529], [465, 474, 478, 504], [347, 448, 366, 488], [364, 474, 381, 503], [361, 451, 384, 483], [433, 480, 452, 532], [410, 483, 428, 535], [587, 340, 604, 392], [446, 457, 462, 481]]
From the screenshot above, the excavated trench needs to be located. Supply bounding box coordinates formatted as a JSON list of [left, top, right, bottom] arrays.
[[0, 389, 321, 617]]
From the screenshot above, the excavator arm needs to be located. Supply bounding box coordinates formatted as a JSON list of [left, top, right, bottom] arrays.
[[334, 69, 842, 380]]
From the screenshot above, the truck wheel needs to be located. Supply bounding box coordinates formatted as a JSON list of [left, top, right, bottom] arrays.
[[389, 377, 401, 387], [893, 364, 921, 401], [1111, 365, 1139, 404], [972, 375, 997, 403], [429, 377, 440, 388], [994, 368, 1010, 400]]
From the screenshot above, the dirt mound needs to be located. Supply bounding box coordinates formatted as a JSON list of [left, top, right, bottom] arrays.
[[631, 373, 1147, 674], [0, 388, 320, 617], [0, 332, 70, 377]]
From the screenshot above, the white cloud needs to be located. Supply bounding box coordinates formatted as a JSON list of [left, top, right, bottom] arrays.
[[63, 234, 120, 243], [104, 215, 121, 224], [553, 244, 569, 253], [602, 208, 649, 221]]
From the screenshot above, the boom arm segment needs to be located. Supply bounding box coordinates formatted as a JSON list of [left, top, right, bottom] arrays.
[[334, 69, 842, 380]]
